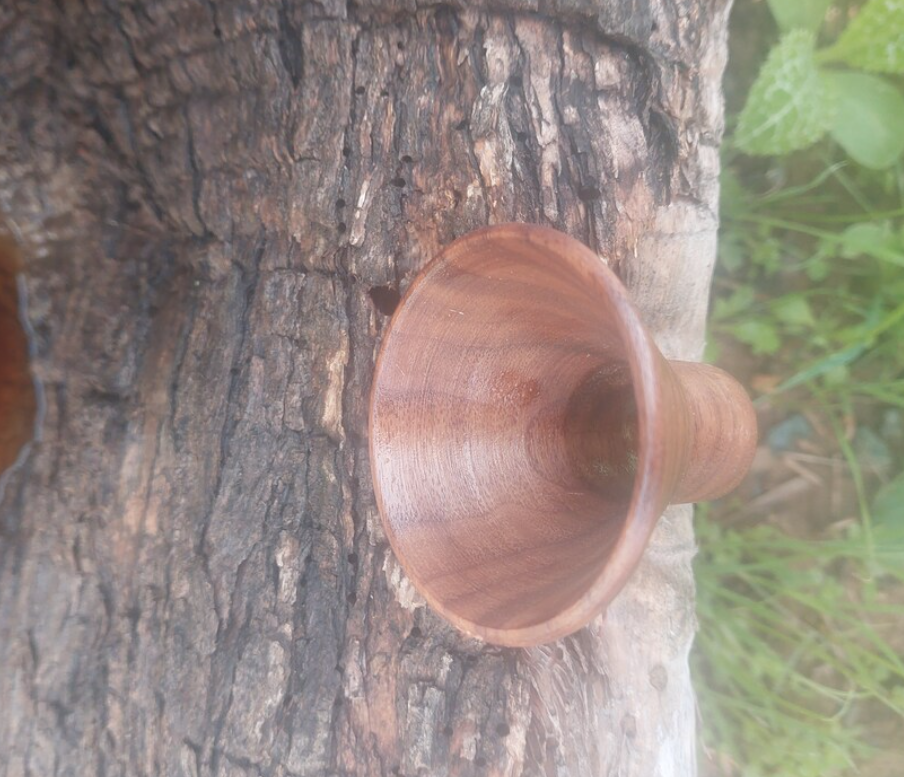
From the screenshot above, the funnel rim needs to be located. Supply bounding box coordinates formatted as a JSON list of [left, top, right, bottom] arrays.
[[369, 223, 669, 647]]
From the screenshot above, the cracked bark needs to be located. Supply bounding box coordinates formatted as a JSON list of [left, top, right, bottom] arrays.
[[0, 1, 730, 775]]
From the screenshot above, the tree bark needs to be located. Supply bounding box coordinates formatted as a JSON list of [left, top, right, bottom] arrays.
[[0, 1, 730, 775]]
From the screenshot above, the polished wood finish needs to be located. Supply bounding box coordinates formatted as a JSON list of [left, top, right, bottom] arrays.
[[0, 236, 36, 481], [370, 224, 757, 647]]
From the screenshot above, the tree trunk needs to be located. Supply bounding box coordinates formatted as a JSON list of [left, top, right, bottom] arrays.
[[0, 1, 730, 775]]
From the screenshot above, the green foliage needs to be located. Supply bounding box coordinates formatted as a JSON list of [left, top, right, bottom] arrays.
[[840, 221, 904, 263], [772, 294, 817, 327], [736, 31, 837, 155], [767, 0, 833, 31], [827, 72, 904, 168], [711, 163, 904, 398], [695, 515, 904, 777], [872, 471, 904, 534], [830, 0, 904, 73], [727, 319, 782, 355], [736, 0, 904, 167], [698, 2, 904, 774], [704, 149, 904, 771]]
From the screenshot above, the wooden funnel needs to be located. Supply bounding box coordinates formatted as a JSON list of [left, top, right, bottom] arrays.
[[369, 224, 756, 647], [0, 236, 37, 481]]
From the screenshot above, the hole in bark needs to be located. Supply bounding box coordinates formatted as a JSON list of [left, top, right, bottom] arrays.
[[452, 189, 462, 206], [515, 130, 528, 142], [508, 74, 523, 89], [409, 626, 422, 639], [342, 146, 351, 157], [347, 551, 358, 566], [390, 176, 406, 188], [213, 26, 222, 39], [380, 89, 389, 97], [651, 19, 658, 32], [496, 723, 510, 737], [454, 118, 469, 131], [355, 85, 366, 95], [346, 592, 357, 605], [335, 198, 346, 209], [578, 186, 602, 202], [401, 154, 413, 164], [337, 222, 347, 234], [0, 235, 37, 484], [369, 285, 401, 316], [397, 41, 405, 50]]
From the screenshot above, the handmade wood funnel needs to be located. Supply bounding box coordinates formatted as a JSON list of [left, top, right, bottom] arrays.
[[369, 224, 756, 647]]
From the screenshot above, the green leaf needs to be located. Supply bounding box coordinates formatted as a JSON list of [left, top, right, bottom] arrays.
[[752, 237, 783, 274], [736, 31, 837, 155], [840, 222, 904, 264], [772, 295, 816, 327], [713, 286, 756, 320], [827, 72, 904, 169], [830, 0, 904, 73], [767, 0, 832, 31], [806, 259, 830, 281], [823, 362, 851, 385], [775, 343, 867, 392], [840, 223, 890, 257], [729, 319, 782, 355]]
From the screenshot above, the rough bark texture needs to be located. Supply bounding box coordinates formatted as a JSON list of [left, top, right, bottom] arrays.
[[0, 1, 730, 775]]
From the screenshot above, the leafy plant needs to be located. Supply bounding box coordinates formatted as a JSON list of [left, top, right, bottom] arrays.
[[826, 71, 904, 168], [736, 0, 904, 168], [695, 509, 904, 777], [735, 30, 838, 155], [825, 0, 904, 73], [696, 1, 904, 774], [709, 162, 904, 400]]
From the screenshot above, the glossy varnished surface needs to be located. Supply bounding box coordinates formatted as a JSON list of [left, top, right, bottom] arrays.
[[0, 237, 36, 479], [370, 225, 755, 646]]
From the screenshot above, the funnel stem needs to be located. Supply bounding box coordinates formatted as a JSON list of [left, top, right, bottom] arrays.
[[669, 361, 757, 504]]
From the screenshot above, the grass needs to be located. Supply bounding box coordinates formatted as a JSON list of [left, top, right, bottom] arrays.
[[695, 505, 904, 776], [692, 2, 904, 774]]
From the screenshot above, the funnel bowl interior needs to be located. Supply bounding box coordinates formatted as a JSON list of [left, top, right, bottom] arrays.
[[369, 226, 659, 641]]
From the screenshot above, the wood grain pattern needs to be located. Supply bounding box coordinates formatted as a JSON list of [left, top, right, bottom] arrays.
[[371, 224, 755, 646], [0, 236, 36, 481]]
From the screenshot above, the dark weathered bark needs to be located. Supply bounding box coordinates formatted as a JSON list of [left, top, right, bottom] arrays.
[[0, 1, 729, 775]]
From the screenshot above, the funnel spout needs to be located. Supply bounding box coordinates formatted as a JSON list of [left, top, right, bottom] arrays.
[[669, 361, 757, 504]]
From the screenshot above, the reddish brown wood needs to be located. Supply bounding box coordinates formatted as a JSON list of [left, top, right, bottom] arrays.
[[0, 236, 36, 480], [369, 224, 756, 647]]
